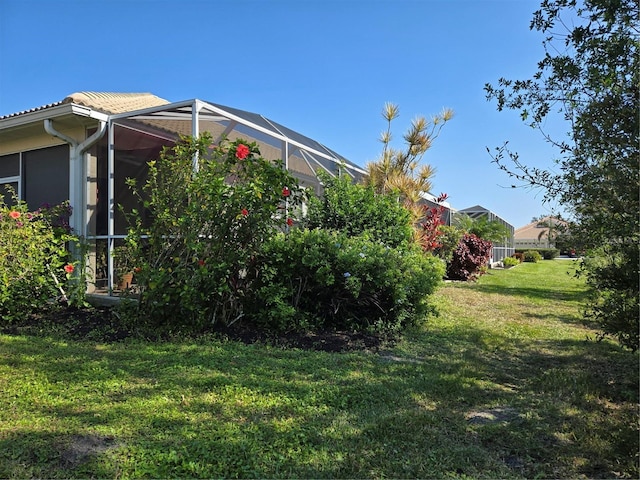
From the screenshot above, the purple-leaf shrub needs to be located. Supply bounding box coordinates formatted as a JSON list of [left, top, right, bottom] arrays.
[[446, 233, 492, 281]]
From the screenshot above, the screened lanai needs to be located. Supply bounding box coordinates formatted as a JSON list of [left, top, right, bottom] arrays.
[[454, 205, 515, 264], [91, 98, 366, 292]]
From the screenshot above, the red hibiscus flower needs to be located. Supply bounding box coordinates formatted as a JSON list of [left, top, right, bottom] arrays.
[[286, 218, 294, 226], [282, 187, 290, 197], [9, 211, 20, 219], [235, 144, 250, 160], [241, 208, 249, 216], [64, 264, 74, 274]]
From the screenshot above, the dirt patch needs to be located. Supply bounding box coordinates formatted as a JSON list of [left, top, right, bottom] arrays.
[[59, 434, 118, 468], [466, 406, 519, 425]]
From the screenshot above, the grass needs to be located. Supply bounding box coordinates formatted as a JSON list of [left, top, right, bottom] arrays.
[[0, 259, 637, 478]]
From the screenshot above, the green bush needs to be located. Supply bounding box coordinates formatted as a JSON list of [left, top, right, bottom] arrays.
[[581, 244, 639, 351], [249, 228, 444, 334], [0, 196, 83, 324], [503, 256, 520, 268], [123, 134, 304, 332], [303, 171, 413, 248], [523, 250, 543, 263], [515, 248, 560, 260], [434, 225, 464, 264]]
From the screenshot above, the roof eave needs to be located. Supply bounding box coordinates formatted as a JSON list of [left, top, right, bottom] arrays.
[[0, 103, 109, 131]]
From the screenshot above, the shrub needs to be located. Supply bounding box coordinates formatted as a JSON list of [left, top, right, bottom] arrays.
[[581, 244, 639, 352], [0, 195, 82, 324], [515, 248, 560, 260], [446, 233, 493, 281], [123, 134, 304, 332], [503, 256, 519, 268], [303, 171, 413, 248], [523, 250, 543, 263], [249, 228, 444, 334], [433, 225, 464, 264], [417, 193, 450, 253]]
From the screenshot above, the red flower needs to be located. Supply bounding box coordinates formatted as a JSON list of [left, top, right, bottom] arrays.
[[241, 208, 249, 216], [134, 267, 142, 273], [9, 211, 20, 219], [235, 144, 250, 160], [198, 259, 206, 266], [282, 187, 291, 197], [286, 218, 294, 226], [64, 264, 74, 274]]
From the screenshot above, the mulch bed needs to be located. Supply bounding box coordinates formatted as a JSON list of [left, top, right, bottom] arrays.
[[2, 305, 389, 353]]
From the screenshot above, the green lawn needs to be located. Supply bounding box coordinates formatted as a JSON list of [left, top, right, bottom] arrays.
[[0, 260, 637, 478]]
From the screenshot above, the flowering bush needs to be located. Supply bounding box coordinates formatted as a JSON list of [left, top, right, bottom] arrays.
[[0, 194, 82, 324], [248, 228, 444, 333], [122, 134, 304, 331], [446, 233, 493, 281]]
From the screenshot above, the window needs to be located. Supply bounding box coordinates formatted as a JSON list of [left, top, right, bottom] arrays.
[[0, 153, 20, 207], [22, 145, 69, 211]]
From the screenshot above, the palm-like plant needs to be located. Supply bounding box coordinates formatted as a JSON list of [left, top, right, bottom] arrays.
[[364, 102, 453, 222], [453, 214, 511, 244]]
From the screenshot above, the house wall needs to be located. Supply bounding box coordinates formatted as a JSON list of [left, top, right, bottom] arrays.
[[0, 125, 88, 155], [0, 132, 67, 156], [515, 239, 556, 250]]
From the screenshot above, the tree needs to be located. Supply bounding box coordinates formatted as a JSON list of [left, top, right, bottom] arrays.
[[534, 215, 566, 248], [363, 102, 453, 213], [363, 103, 453, 247], [485, 0, 639, 350], [453, 214, 511, 244]]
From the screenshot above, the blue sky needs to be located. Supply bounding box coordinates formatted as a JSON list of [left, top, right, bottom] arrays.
[[0, 0, 568, 228]]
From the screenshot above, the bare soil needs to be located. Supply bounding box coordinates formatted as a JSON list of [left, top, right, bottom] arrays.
[[3, 305, 388, 353]]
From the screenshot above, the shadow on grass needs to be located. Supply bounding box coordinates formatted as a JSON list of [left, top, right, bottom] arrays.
[[0, 334, 514, 478], [0, 322, 637, 479], [471, 282, 589, 303]]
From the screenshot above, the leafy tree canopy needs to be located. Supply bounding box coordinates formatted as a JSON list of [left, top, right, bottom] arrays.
[[485, 0, 639, 350]]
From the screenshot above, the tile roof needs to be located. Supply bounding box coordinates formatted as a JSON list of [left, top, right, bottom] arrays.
[[63, 92, 170, 114], [0, 92, 170, 120]]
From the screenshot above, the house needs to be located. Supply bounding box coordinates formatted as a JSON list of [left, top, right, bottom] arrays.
[[454, 205, 515, 264], [0, 92, 366, 293], [514, 216, 566, 250]]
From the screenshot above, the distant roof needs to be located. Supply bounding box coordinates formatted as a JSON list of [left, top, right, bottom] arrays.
[[458, 205, 489, 213], [456, 204, 514, 228], [515, 216, 567, 239]]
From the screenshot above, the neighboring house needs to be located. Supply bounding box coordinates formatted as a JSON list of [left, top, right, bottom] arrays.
[[514, 216, 566, 250], [0, 92, 366, 293], [454, 205, 515, 264]]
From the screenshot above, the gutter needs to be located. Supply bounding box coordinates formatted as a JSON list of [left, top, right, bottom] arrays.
[[44, 118, 107, 237]]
